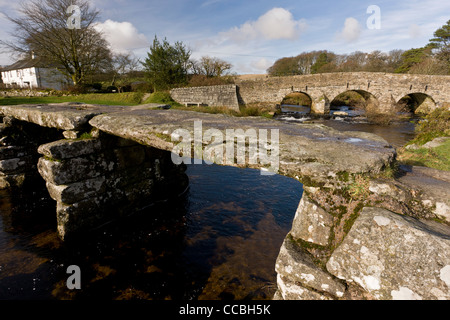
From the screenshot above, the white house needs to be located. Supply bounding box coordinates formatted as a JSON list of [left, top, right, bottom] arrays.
[[1, 54, 69, 90]]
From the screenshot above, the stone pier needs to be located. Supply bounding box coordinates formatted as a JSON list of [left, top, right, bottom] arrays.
[[37, 133, 187, 240]]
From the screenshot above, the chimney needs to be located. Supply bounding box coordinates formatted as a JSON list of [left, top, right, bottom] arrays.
[[31, 51, 35, 59]]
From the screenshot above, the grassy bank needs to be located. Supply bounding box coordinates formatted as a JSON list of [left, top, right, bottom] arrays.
[[0, 92, 145, 106], [397, 109, 450, 171]]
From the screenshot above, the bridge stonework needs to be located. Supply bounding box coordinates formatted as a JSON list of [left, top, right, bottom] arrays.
[[235, 72, 450, 114]]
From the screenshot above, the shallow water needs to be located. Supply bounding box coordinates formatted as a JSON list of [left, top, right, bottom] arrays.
[[0, 164, 303, 300], [307, 118, 416, 148], [277, 105, 416, 148]]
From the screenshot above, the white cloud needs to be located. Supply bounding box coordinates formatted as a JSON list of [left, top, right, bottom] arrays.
[[250, 58, 273, 72], [201, 0, 222, 7], [337, 17, 362, 43], [220, 8, 307, 43], [408, 24, 422, 39], [94, 19, 150, 54]]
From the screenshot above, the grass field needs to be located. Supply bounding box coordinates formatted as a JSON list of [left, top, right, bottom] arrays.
[[0, 92, 146, 106]]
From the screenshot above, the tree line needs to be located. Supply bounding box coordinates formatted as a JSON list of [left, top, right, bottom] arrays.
[[268, 20, 450, 76]]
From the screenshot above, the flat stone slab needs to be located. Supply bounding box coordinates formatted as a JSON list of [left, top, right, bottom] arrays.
[[38, 139, 102, 160], [90, 109, 396, 180], [0, 103, 164, 131], [1, 104, 397, 183], [327, 207, 450, 300]]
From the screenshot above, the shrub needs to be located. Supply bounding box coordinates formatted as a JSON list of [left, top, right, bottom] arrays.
[[412, 108, 450, 145], [66, 85, 88, 94], [131, 82, 153, 93]]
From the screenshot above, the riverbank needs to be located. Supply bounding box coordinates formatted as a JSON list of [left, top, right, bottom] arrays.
[[397, 109, 450, 171]]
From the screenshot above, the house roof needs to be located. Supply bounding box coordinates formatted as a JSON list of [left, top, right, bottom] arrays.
[[1, 56, 56, 72]]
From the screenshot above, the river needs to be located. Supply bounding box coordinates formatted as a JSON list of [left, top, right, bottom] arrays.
[[0, 163, 303, 300], [0, 108, 416, 300], [278, 105, 417, 148]]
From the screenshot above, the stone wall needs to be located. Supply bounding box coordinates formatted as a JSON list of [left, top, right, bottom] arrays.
[[37, 131, 188, 240], [170, 85, 240, 111], [0, 89, 57, 97]]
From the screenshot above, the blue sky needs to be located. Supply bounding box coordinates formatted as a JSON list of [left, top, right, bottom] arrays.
[[1, 0, 449, 74]]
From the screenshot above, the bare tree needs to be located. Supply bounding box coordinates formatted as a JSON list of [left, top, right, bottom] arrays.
[[0, 0, 112, 85], [194, 56, 233, 78], [109, 53, 141, 92]]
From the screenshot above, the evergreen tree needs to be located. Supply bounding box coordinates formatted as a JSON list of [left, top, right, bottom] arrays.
[[429, 20, 450, 72], [394, 47, 430, 73], [142, 36, 191, 91], [311, 52, 331, 74]]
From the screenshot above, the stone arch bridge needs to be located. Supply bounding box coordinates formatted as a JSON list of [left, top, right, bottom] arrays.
[[171, 72, 450, 114], [236, 72, 450, 114]]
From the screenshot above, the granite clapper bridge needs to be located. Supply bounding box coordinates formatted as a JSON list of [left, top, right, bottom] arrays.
[[1, 103, 449, 300]]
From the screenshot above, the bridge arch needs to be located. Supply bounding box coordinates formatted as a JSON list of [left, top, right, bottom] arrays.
[[280, 91, 312, 114], [330, 90, 380, 116], [397, 92, 437, 115]]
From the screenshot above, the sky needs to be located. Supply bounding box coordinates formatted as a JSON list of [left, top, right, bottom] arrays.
[[0, 0, 449, 74]]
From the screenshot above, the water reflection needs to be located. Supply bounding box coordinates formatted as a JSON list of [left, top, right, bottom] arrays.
[[0, 164, 303, 300]]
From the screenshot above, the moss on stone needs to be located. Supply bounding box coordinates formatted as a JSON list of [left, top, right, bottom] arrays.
[[336, 171, 350, 182], [151, 132, 173, 143], [343, 202, 365, 234], [287, 234, 328, 270], [44, 155, 62, 163], [299, 175, 326, 188]]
